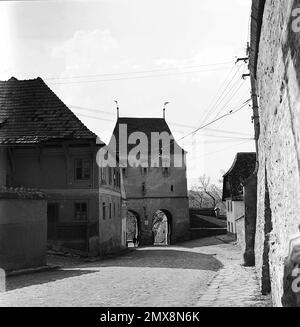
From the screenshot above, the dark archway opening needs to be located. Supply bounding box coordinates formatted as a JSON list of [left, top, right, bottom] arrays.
[[126, 210, 140, 248], [152, 210, 172, 246]]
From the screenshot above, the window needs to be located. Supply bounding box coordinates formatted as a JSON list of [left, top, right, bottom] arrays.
[[109, 203, 112, 219], [100, 167, 106, 184], [47, 203, 59, 223], [116, 170, 120, 188], [102, 202, 106, 220], [75, 159, 91, 181], [113, 169, 117, 187], [162, 167, 169, 176], [108, 167, 112, 185], [74, 203, 87, 221], [171, 185, 174, 192], [142, 182, 146, 194], [227, 200, 233, 212]]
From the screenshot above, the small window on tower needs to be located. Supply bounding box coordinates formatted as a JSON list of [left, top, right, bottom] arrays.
[[142, 182, 146, 194], [102, 202, 106, 220]]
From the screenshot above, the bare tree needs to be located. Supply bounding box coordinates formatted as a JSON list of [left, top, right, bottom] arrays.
[[189, 174, 223, 208], [189, 187, 205, 208]]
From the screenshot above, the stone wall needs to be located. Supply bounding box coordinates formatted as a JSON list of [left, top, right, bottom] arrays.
[[236, 216, 246, 256], [0, 193, 47, 271], [255, 0, 300, 306], [98, 189, 125, 257], [243, 173, 257, 266]]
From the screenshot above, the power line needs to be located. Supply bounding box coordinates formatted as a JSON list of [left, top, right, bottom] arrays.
[[48, 66, 232, 85], [205, 127, 251, 137], [197, 64, 240, 126], [69, 105, 115, 116], [70, 104, 252, 137], [202, 138, 253, 144], [178, 99, 251, 142], [75, 111, 251, 140], [211, 79, 246, 121], [198, 64, 244, 127], [215, 86, 250, 130], [45, 61, 234, 81], [76, 113, 115, 123], [188, 140, 254, 159]]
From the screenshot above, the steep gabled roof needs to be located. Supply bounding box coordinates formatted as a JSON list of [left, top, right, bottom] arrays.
[[0, 77, 97, 144], [112, 117, 186, 155], [222, 152, 256, 201], [114, 117, 171, 138]]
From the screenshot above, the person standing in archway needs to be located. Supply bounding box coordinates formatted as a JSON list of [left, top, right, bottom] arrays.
[[136, 233, 140, 247], [133, 236, 137, 247]]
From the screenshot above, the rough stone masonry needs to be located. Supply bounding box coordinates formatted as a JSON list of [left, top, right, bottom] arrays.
[[252, 0, 300, 306]]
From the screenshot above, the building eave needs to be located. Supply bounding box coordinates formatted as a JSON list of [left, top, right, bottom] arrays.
[[249, 0, 266, 79]]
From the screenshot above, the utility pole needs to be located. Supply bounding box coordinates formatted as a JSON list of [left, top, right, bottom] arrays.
[[236, 54, 260, 163], [249, 76, 260, 161]]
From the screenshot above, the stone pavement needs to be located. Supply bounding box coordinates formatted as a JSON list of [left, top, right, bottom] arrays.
[[197, 235, 272, 307], [0, 236, 272, 307]]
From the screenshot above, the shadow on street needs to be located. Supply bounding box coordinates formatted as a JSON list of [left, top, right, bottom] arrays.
[[6, 269, 98, 291]]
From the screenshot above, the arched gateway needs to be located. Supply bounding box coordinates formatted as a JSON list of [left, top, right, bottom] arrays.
[[126, 210, 140, 247], [152, 209, 172, 246]]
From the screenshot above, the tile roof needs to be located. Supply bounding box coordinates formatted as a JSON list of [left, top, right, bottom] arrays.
[[112, 117, 186, 155], [115, 117, 172, 137], [0, 186, 45, 200], [222, 152, 256, 201], [0, 77, 97, 145]]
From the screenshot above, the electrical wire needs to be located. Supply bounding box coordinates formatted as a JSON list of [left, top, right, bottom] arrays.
[[197, 64, 243, 127], [48, 66, 232, 85], [178, 99, 251, 142], [44, 61, 234, 81]]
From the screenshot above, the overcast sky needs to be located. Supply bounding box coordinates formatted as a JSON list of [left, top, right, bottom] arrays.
[[0, 0, 254, 187]]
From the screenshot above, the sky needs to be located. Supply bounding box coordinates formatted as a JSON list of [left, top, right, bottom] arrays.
[[0, 0, 254, 187]]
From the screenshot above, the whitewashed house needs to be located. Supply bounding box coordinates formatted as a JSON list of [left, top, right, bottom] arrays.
[[222, 153, 256, 235]]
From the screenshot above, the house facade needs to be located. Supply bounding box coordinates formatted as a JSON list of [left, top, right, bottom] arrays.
[[0, 77, 126, 257], [222, 153, 256, 237], [110, 117, 190, 246]]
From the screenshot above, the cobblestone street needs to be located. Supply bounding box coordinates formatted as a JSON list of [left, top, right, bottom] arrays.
[[0, 236, 271, 307]]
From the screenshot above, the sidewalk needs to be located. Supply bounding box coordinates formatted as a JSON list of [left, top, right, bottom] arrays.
[[197, 235, 273, 307]]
